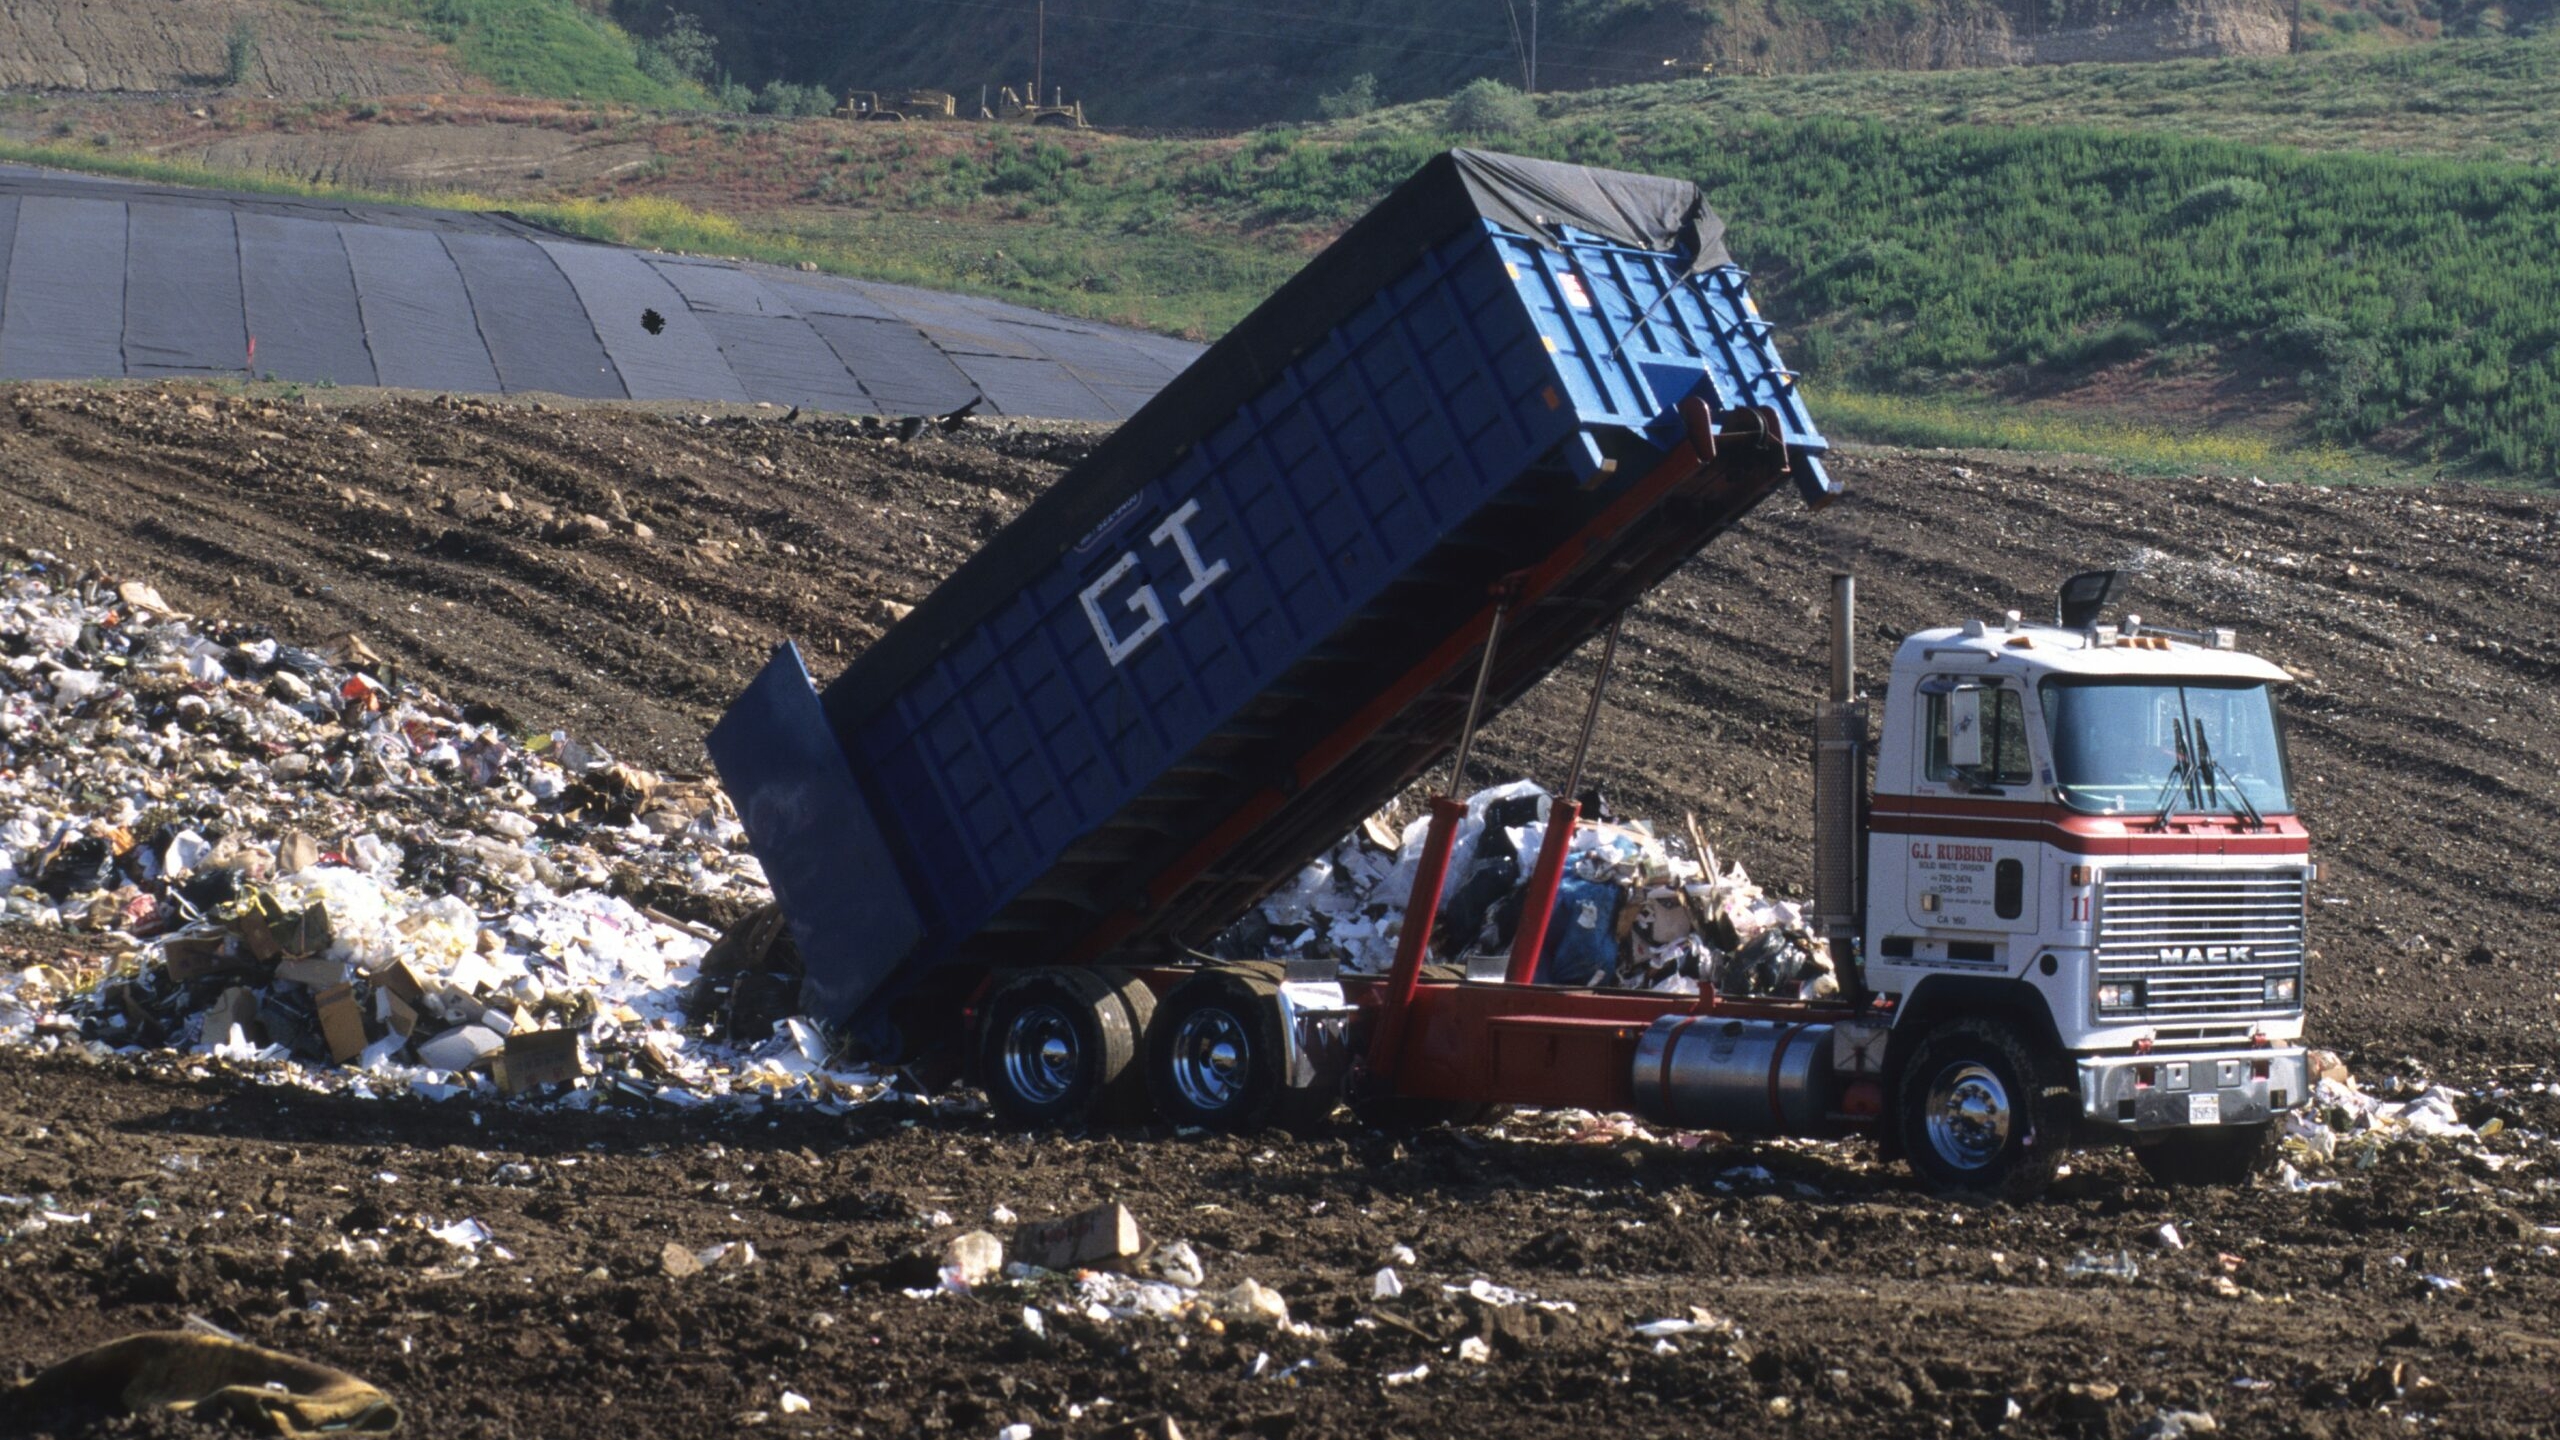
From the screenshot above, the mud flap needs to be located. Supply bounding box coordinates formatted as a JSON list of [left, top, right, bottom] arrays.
[[708, 643, 926, 1027]]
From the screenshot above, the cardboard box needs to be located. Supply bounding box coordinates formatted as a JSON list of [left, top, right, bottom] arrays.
[[378, 986, 422, 1038], [498, 1028, 585, 1095], [274, 956, 348, 989], [314, 983, 369, 1063], [232, 905, 282, 963], [162, 933, 249, 984], [202, 986, 260, 1048], [1012, 1201, 1143, 1271], [273, 902, 332, 959]]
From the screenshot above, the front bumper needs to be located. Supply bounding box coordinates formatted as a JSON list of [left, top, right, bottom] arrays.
[[2078, 1046, 2307, 1132]]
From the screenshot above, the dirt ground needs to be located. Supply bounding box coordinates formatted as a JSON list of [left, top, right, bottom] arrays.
[[1, 382, 2557, 1436]]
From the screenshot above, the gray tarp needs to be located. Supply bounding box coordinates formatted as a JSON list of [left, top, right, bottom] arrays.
[[0, 167, 1201, 419], [126, 202, 246, 377], [3, 196, 127, 381], [240, 214, 379, 389], [342, 225, 502, 394]]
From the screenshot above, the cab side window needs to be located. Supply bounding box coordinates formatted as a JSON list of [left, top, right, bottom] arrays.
[[1925, 683, 2031, 789]]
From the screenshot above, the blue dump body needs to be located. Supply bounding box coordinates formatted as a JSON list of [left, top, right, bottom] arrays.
[[710, 150, 1831, 1039]]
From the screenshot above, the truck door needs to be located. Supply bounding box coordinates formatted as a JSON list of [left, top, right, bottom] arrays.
[[1905, 677, 2041, 941]]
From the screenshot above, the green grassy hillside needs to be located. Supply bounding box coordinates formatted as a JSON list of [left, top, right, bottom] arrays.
[[735, 72, 2560, 475], [621, 0, 2557, 129], [300, 0, 700, 104], [1513, 34, 2560, 162]]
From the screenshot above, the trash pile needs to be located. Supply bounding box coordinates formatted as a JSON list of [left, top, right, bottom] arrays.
[[0, 557, 884, 1108], [2276, 1050, 2517, 1186], [1220, 780, 1836, 999]]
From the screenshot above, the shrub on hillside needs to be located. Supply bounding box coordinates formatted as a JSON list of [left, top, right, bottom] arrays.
[[637, 12, 718, 87], [2172, 175, 2269, 223], [2049, 318, 2161, 368], [1318, 73, 1380, 121], [752, 79, 834, 117], [1444, 78, 1532, 135], [223, 20, 260, 88]]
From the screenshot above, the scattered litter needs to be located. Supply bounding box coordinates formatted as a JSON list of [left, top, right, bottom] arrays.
[[2065, 1250, 2141, 1283], [1372, 1267, 1403, 1300], [427, 1218, 492, 1250], [939, 1230, 1005, 1291], [1145, 1239, 1205, 1288], [1457, 1336, 1492, 1364], [1383, 1364, 1430, 1387], [1217, 1278, 1291, 1326]]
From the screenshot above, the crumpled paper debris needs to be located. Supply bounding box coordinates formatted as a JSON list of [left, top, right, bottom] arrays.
[[0, 558, 883, 1113]]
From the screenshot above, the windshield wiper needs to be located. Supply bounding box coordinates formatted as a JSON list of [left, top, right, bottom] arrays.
[[2147, 720, 2197, 831], [2190, 724, 2265, 831]]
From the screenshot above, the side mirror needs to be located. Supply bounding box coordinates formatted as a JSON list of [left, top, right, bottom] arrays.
[[1948, 686, 1984, 769]]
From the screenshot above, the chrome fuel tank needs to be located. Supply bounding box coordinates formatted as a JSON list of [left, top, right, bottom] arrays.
[[1630, 1016, 1838, 1137]]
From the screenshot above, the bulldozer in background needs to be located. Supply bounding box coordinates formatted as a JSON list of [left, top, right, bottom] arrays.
[[835, 83, 1089, 128], [988, 82, 1088, 128], [836, 89, 960, 122]]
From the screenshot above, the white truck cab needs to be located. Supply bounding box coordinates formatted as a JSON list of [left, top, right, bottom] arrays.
[[1833, 575, 2312, 1192]]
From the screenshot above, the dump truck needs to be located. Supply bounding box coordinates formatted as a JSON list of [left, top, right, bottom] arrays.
[[708, 149, 2311, 1196]]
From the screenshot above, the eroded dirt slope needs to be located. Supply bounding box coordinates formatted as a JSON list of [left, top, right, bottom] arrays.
[[0, 0, 465, 97]]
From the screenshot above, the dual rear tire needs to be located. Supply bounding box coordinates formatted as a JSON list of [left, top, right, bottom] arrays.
[[985, 964, 1440, 1133], [976, 967, 1155, 1124], [979, 965, 1306, 1131]]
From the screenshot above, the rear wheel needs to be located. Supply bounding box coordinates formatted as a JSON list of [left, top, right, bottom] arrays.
[[1146, 970, 1296, 1132], [978, 969, 1146, 1125], [1895, 1018, 2070, 1199], [2134, 1123, 2277, 1187]]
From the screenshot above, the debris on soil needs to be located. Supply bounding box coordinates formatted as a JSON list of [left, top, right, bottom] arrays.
[[7, 1326, 401, 1435]]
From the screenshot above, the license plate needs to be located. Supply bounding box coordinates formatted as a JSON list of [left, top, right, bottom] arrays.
[[2188, 1094, 2222, 1126]]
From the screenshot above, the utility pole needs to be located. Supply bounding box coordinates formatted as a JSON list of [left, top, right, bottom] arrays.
[[1034, 0, 1046, 105], [1528, 0, 1538, 93]]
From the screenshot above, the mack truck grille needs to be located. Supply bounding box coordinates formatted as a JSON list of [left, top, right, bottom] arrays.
[[2094, 869, 2307, 1025]]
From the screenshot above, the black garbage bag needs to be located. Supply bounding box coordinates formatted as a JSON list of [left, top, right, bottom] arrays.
[[37, 836, 118, 899], [1434, 853, 1519, 961]]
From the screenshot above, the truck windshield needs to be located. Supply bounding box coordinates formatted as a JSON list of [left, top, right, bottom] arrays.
[[2038, 678, 2293, 816]]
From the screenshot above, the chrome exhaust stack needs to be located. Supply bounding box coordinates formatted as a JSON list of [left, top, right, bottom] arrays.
[[1812, 574, 1866, 971]]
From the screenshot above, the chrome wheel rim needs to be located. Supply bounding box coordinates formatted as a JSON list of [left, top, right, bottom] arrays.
[[1002, 1003, 1081, 1106], [1925, 1061, 2013, 1173], [1169, 1006, 1250, 1113]]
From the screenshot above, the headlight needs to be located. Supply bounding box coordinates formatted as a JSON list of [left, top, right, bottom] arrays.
[[2265, 975, 2299, 1004], [2098, 981, 2145, 1010]]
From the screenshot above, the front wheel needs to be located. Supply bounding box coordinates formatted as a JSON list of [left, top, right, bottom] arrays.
[[2134, 1123, 2277, 1187], [1894, 1018, 2071, 1199]]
